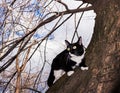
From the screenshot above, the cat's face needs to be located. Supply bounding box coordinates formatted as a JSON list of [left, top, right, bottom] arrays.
[[65, 37, 85, 56]]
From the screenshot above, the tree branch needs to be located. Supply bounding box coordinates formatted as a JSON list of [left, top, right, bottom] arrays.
[[56, 0, 69, 10], [0, 6, 93, 62]]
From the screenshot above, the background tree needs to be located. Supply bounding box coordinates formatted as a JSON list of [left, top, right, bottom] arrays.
[[47, 0, 120, 93]]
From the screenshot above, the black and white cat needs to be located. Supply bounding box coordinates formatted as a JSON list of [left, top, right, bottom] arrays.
[[47, 37, 88, 87]]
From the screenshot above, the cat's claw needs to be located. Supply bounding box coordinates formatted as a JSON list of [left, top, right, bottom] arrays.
[[81, 67, 89, 70], [67, 71, 74, 76]]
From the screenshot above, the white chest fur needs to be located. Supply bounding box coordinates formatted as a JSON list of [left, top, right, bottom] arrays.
[[70, 53, 84, 66]]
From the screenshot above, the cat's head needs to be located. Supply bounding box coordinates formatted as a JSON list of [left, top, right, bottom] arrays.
[[65, 37, 85, 56]]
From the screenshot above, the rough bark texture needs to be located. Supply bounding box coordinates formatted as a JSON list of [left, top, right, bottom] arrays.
[[47, 0, 120, 93]]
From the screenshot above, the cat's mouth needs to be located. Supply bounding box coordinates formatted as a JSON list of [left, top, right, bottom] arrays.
[[69, 52, 84, 57], [69, 53, 78, 57]]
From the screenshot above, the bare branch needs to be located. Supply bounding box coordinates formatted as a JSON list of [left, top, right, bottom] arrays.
[[55, 0, 69, 10], [0, 5, 93, 62]]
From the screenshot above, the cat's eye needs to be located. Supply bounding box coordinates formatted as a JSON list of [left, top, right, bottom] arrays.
[[73, 46, 77, 49], [67, 48, 70, 51]]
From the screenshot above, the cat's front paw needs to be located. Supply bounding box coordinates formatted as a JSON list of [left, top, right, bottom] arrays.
[[81, 67, 89, 70], [67, 71, 74, 76]]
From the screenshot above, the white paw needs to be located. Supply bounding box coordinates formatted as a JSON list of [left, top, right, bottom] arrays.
[[81, 67, 89, 70], [67, 71, 74, 76], [72, 66, 76, 69], [54, 70, 65, 79]]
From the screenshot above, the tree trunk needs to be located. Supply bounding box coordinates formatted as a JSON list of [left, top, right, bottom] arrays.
[[47, 0, 120, 93]]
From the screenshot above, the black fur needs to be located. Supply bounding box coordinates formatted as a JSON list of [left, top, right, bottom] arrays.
[[47, 37, 88, 87]]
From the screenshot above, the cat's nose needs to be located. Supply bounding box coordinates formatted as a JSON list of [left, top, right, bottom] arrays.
[[70, 51, 74, 54]]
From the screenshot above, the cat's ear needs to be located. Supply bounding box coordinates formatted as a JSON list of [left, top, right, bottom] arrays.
[[77, 36, 82, 45], [65, 40, 70, 46]]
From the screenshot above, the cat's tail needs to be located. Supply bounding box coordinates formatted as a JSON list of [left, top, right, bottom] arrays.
[[47, 69, 55, 87]]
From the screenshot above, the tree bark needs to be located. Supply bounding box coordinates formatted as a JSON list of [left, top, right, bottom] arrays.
[[47, 0, 120, 93]]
